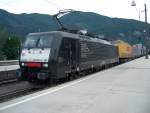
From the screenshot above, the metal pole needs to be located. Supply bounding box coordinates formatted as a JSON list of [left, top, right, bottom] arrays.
[[144, 4, 147, 23], [144, 4, 148, 59]]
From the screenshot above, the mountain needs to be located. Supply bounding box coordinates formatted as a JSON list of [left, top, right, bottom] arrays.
[[0, 9, 150, 44], [0, 9, 57, 37], [61, 12, 150, 43]]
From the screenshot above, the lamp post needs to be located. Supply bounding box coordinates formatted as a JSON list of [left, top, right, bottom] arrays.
[[144, 4, 148, 59], [131, 0, 141, 21], [131, 1, 148, 59]]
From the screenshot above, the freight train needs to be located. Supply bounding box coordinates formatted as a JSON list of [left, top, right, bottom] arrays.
[[18, 32, 146, 83], [17, 10, 146, 83], [114, 40, 146, 62]]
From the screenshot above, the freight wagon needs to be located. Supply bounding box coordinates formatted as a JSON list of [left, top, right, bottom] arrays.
[[114, 40, 133, 62]]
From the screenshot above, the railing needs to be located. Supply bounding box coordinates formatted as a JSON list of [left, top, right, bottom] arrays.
[[0, 60, 19, 83], [0, 60, 19, 66]]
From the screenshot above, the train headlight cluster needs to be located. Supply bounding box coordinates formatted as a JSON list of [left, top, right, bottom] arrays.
[[21, 62, 48, 68]]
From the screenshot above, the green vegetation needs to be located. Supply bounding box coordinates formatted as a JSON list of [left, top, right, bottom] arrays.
[[0, 30, 21, 60], [2, 36, 20, 60]]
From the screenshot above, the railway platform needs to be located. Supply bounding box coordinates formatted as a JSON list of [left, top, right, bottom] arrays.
[[0, 56, 150, 113]]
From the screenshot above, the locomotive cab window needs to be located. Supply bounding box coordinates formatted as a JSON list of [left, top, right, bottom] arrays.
[[24, 34, 54, 48]]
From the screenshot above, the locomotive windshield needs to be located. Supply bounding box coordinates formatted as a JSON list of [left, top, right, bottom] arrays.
[[24, 34, 54, 48]]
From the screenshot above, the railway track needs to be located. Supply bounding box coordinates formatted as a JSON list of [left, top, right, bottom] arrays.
[[0, 79, 18, 85], [0, 70, 88, 103], [0, 70, 18, 84], [0, 81, 39, 103]]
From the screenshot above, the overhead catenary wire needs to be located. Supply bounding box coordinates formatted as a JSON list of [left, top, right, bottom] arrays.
[[43, 0, 65, 10]]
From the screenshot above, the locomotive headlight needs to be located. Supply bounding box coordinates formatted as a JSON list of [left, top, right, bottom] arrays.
[[43, 63, 48, 67], [21, 63, 25, 66]]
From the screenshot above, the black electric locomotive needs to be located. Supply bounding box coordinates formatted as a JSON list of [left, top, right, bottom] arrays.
[[18, 10, 119, 82], [19, 31, 119, 82]]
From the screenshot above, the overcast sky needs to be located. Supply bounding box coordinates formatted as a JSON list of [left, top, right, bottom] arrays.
[[0, 0, 150, 23]]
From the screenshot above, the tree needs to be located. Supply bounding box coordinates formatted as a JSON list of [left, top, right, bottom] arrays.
[[0, 30, 9, 60], [2, 36, 21, 60]]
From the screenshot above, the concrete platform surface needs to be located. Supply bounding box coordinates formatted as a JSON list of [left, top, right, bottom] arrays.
[[0, 57, 150, 113]]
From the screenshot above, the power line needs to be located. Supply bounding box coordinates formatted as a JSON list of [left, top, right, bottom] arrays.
[[43, 0, 65, 10]]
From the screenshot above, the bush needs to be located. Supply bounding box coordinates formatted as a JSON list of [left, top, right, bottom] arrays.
[[2, 36, 20, 60]]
